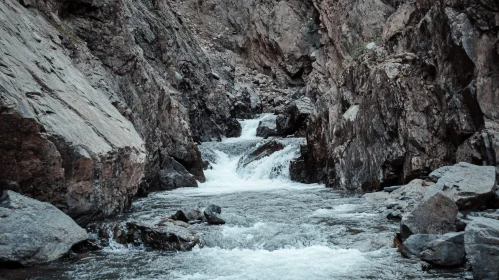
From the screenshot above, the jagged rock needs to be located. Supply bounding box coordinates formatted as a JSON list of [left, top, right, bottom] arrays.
[[231, 83, 263, 119], [157, 158, 198, 191], [0, 191, 88, 266], [465, 217, 499, 280], [400, 193, 458, 240], [425, 163, 496, 210], [276, 97, 313, 137], [186, 209, 205, 222], [420, 232, 465, 267], [256, 114, 278, 138], [126, 221, 198, 251], [238, 140, 285, 168], [204, 204, 225, 225], [171, 210, 189, 223]]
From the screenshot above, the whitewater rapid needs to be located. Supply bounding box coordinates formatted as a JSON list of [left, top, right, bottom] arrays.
[[6, 114, 465, 280]]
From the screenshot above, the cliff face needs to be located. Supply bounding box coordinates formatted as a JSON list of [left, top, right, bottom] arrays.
[[300, 0, 499, 190], [0, 0, 240, 224]]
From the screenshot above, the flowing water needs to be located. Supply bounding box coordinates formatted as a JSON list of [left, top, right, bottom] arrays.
[[3, 115, 465, 280]]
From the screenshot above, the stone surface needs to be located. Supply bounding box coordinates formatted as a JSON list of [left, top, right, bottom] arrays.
[[0, 191, 88, 266], [276, 97, 314, 137], [425, 163, 497, 210], [465, 217, 499, 280], [204, 204, 225, 225], [256, 114, 278, 138], [400, 193, 458, 240], [420, 232, 465, 267], [401, 234, 440, 258]]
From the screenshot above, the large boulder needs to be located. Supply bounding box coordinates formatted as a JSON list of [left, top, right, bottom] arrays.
[[426, 163, 496, 210], [420, 232, 465, 267], [0, 191, 88, 266], [465, 217, 499, 280], [256, 114, 278, 138], [401, 234, 440, 258], [276, 97, 313, 137], [400, 193, 458, 240]]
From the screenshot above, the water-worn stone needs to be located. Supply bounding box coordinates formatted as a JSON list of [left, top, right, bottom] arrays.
[[204, 204, 225, 225], [420, 232, 465, 267], [400, 193, 458, 240], [465, 217, 499, 280], [256, 114, 278, 138], [426, 163, 497, 210], [0, 191, 88, 266], [401, 234, 440, 258]]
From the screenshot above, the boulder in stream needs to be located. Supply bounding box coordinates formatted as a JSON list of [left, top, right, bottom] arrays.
[[204, 204, 225, 225], [238, 140, 285, 168], [400, 193, 458, 240], [256, 114, 278, 138], [420, 232, 465, 267], [0, 191, 88, 266]]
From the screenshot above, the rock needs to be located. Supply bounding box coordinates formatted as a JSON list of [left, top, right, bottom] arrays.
[[401, 234, 440, 258], [157, 158, 198, 190], [425, 163, 496, 210], [171, 210, 189, 223], [186, 209, 205, 221], [400, 193, 458, 240], [465, 217, 499, 280], [420, 232, 465, 267], [276, 97, 313, 137], [238, 140, 285, 168], [231, 83, 263, 118], [0, 191, 88, 266], [256, 114, 278, 138], [204, 204, 225, 225], [126, 221, 198, 251]]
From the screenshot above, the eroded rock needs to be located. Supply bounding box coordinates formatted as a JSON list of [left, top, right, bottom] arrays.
[[465, 217, 499, 280], [0, 191, 88, 266]]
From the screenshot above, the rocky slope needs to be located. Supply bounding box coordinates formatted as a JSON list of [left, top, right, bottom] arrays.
[[0, 0, 241, 224]]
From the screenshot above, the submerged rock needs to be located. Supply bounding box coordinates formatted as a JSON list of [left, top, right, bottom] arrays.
[[0, 191, 88, 266], [400, 193, 458, 240], [465, 217, 499, 280]]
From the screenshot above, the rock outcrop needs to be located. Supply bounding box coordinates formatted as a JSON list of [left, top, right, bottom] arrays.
[[0, 191, 88, 266]]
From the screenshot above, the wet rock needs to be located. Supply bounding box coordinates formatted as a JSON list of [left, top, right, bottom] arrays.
[[186, 209, 205, 222], [465, 217, 499, 280], [425, 163, 496, 210], [238, 140, 285, 168], [204, 204, 225, 225], [400, 193, 458, 240], [126, 221, 198, 251], [276, 97, 313, 137], [256, 114, 278, 138], [0, 191, 88, 266], [420, 232, 465, 267], [401, 234, 440, 258], [157, 158, 198, 190], [171, 210, 189, 223], [226, 118, 243, 138]]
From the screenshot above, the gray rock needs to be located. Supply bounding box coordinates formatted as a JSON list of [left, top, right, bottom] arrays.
[[186, 209, 205, 221], [383, 186, 402, 193], [256, 114, 278, 138], [0, 191, 88, 266], [402, 234, 440, 258], [465, 217, 499, 280], [204, 204, 225, 225], [237, 140, 285, 169], [420, 232, 465, 267], [426, 163, 496, 210], [400, 193, 458, 240], [276, 97, 313, 137], [171, 210, 189, 223]]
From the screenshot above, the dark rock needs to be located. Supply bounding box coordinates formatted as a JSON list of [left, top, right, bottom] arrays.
[[400, 193, 458, 241], [401, 234, 440, 258], [157, 158, 198, 190], [256, 114, 278, 138], [171, 210, 189, 223], [226, 118, 243, 138], [126, 221, 198, 251], [465, 217, 499, 280], [238, 140, 285, 168], [387, 210, 402, 220], [384, 186, 402, 193], [276, 97, 313, 137], [425, 163, 496, 210], [71, 239, 102, 253], [204, 204, 225, 225], [420, 232, 465, 267], [0, 191, 88, 266]]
